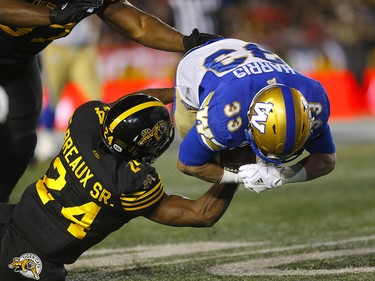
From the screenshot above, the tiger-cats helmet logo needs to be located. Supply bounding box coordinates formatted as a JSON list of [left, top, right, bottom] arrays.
[[8, 253, 43, 280], [137, 120, 168, 146]]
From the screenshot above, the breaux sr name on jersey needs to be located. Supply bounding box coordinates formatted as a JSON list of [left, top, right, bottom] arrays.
[[62, 128, 113, 207]]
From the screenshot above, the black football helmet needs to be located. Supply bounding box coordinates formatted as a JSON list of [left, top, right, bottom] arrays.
[[102, 94, 174, 163]]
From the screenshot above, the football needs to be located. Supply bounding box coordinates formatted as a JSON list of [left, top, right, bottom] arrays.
[[215, 145, 256, 170]]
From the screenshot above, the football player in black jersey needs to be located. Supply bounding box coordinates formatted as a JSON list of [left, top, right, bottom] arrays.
[[0, 94, 238, 281], [0, 0, 221, 203]]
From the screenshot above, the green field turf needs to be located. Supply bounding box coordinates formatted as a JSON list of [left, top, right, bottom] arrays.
[[9, 142, 375, 280]]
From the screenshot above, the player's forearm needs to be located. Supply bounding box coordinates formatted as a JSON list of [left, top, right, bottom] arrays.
[[302, 153, 336, 181], [177, 160, 225, 183], [133, 15, 185, 52], [102, 1, 186, 52], [0, 0, 50, 26], [135, 88, 175, 104], [281, 153, 336, 184], [146, 183, 238, 227], [193, 183, 238, 227]]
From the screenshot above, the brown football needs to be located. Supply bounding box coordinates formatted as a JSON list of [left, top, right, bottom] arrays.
[[215, 144, 256, 170]]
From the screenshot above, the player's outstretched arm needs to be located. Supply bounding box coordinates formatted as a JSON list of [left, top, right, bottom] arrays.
[[238, 152, 336, 193], [134, 88, 175, 105], [0, 0, 50, 26], [0, 0, 103, 26], [100, 0, 186, 52], [106, 88, 175, 107], [296, 152, 336, 181], [145, 183, 238, 227], [177, 160, 240, 184]]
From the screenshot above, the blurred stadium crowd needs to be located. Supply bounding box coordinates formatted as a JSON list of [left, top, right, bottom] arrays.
[[100, 0, 375, 82]]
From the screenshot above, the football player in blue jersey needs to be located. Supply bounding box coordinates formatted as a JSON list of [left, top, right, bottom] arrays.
[[0, 0, 220, 203], [0, 94, 238, 280], [140, 38, 336, 193]]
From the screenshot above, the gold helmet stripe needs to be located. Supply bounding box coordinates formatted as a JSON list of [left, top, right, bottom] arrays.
[[109, 101, 166, 132]]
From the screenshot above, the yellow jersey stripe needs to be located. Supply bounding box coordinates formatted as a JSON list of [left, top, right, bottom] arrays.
[[121, 183, 163, 206], [109, 101, 166, 132], [120, 180, 162, 202], [122, 188, 165, 212]]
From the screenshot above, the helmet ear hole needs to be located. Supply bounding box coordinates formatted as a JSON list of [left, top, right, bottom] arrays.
[[101, 94, 174, 163], [272, 124, 277, 135]]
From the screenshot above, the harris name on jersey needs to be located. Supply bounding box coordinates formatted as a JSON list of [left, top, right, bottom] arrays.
[[233, 61, 296, 78]]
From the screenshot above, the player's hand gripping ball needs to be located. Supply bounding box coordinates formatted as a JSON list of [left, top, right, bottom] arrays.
[[214, 145, 256, 171]]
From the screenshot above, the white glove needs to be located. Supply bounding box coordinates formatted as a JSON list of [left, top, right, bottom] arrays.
[[238, 161, 283, 193], [0, 86, 9, 124]]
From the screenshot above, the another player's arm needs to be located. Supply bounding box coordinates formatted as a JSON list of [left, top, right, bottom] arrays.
[[286, 91, 337, 183], [304, 152, 336, 180], [133, 88, 175, 104], [177, 147, 337, 186], [100, 0, 186, 52], [0, 0, 105, 26], [279, 123, 337, 184], [177, 127, 242, 184], [0, 0, 50, 26], [177, 160, 228, 183], [145, 183, 238, 227], [282, 152, 336, 183], [238, 151, 336, 193]]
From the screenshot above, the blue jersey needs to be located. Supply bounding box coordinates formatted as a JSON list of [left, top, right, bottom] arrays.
[[176, 39, 335, 166]]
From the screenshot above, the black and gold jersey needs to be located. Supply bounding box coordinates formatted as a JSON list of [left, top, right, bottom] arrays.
[[12, 101, 165, 264], [0, 0, 74, 65], [0, 0, 112, 66]]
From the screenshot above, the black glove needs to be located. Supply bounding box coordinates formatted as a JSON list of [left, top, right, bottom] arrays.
[[49, 0, 104, 25], [183, 28, 223, 51]]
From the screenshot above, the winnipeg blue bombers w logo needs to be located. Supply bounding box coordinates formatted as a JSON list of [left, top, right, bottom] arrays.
[[251, 102, 274, 134]]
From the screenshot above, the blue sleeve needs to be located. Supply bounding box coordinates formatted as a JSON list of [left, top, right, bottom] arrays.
[[305, 124, 336, 154], [178, 126, 216, 166], [298, 78, 335, 154]]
